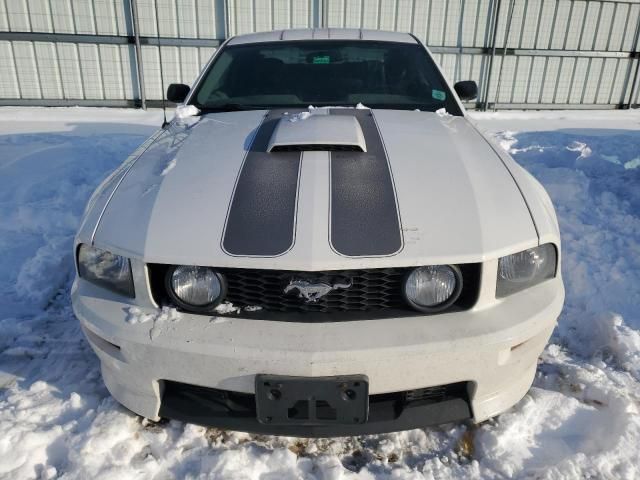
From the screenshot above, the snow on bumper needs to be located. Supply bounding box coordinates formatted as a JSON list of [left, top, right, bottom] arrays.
[[71, 275, 564, 428]]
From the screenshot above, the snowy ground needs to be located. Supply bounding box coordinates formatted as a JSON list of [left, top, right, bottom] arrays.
[[1, 107, 639, 479]]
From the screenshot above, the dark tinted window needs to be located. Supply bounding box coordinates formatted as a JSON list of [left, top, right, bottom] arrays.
[[192, 41, 461, 114]]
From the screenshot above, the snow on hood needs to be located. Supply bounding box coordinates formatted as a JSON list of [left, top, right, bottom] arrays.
[[91, 109, 537, 268]]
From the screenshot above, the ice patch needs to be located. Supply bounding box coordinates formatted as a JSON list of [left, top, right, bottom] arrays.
[[124, 306, 156, 325], [148, 307, 182, 340], [494, 130, 518, 151], [160, 157, 177, 176], [601, 153, 621, 165], [287, 104, 370, 122], [2, 346, 48, 357], [124, 305, 183, 338], [214, 302, 242, 315], [214, 302, 262, 315], [287, 111, 312, 122], [566, 140, 592, 159], [174, 104, 200, 120], [624, 157, 640, 169]]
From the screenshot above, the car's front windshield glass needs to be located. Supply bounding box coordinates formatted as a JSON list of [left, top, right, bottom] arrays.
[[192, 40, 461, 115]]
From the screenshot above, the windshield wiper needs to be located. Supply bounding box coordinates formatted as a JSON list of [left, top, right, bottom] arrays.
[[199, 103, 266, 113]]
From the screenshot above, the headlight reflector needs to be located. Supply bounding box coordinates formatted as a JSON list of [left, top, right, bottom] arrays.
[[403, 265, 462, 312], [497, 243, 557, 297], [77, 244, 134, 297], [167, 266, 225, 311]]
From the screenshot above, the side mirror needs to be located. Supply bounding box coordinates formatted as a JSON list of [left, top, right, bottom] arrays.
[[167, 83, 190, 103], [454, 80, 478, 101]]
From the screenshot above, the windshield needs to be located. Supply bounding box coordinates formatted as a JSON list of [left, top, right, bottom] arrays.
[[191, 41, 461, 115]]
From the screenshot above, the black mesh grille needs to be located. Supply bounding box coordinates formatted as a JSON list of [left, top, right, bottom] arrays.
[[270, 144, 364, 152], [405, 385, 449, 403], [147, 264, 480, 321], [220, 267, 406, 313]]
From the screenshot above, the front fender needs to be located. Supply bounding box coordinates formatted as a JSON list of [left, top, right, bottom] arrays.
[[75, 129, 166, 247]]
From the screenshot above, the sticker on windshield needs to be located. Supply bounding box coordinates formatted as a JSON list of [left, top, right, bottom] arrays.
[[313, 55, 330, 64], [432, 89, 446, 101]]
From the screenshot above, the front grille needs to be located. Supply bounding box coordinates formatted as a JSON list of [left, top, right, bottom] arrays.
[[147, 264, 481, 321], [222, 267, 406, 313]]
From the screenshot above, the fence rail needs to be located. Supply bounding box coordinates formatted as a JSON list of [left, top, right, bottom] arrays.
[[0, 0, 639, 110]]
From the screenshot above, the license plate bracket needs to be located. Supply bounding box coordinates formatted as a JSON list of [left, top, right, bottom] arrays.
[[255, 374, 369, 426]]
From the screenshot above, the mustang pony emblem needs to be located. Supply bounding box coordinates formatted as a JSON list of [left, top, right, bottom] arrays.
[[284, 278, 353, 303]]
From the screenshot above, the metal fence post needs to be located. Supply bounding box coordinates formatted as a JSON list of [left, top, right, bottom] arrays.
[[630, 56, 640, 109], [129, 0, 147, 109], [493, 0, 516, 110], [319, 0, 327, 28], [482, 0, 502, 111], [624, 14, 640, 109], [223, 0, 231, 38]]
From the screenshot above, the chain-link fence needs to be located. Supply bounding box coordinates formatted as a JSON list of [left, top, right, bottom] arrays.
[[1, 0, 639, 109]]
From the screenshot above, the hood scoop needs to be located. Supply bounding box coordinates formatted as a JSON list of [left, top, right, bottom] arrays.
[[267, 114, 367, 153]]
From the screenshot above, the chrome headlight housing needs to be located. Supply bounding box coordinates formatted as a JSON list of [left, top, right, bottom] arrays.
[[403, 265, 463, 313], [165, 265, 226, 312], [497, 243, 557, 297], [77, 244, 135, 297]]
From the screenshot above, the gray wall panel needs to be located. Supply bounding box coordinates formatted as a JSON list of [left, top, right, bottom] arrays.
[[49, 0, 76, 33], [56, 42, 83, 98], [33, 41, 62, 98], [0, 1, 8, 31], [6, 0, 32, 31], [0, 41, 20, 98], [12, 41, 42, 98], [132, 0, 224, 38], [71, 0, 99, 34], [140, 44, 214, 99], [93, 0, 124, 35], [78, 43, 105, 98], [28, 0, 54, 32], [0, 0, 639, 108], [99, 44, 125, 98], [227, 0, 314, 35]]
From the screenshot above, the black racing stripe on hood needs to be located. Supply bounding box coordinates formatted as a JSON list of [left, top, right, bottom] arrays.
[[329, 109, 403, 257], [222, 110, 302, 257]]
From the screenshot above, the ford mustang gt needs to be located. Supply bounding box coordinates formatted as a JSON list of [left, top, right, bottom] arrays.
[[72, 28, 564, 437]]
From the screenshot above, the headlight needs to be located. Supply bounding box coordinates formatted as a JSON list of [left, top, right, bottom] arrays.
[[77, 244, 135, 297], [497, 243, 557, 297], [403, 265, 462, 313], [166, 265, 226, 312]]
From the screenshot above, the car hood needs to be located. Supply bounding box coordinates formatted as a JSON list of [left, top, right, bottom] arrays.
[[92, 109, 537, 269]]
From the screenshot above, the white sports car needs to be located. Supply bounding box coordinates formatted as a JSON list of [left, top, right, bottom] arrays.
[[72, 28, 564, 437]]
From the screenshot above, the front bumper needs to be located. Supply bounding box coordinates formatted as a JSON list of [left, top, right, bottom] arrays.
[[72, 274, 563, 436]]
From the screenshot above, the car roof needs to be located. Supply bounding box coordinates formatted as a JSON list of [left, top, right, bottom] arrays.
[[226, 28, 418, 46]]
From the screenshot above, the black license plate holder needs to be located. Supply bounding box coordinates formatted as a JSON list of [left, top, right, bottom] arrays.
[[255, 374, 369, 426]]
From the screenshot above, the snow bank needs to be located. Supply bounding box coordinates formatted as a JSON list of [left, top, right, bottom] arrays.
[[1, 108, 640, 479], [494, 128, 640, 379]]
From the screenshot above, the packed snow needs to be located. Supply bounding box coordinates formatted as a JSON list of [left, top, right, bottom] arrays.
[[1, 107, 639, 479]]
